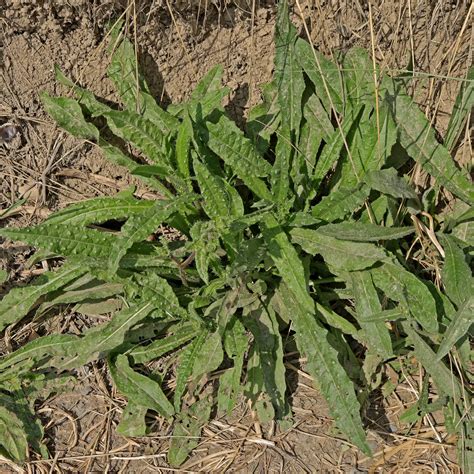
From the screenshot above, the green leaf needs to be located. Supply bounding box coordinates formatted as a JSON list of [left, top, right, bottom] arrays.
[[312, 105, 363, 190], [0, 262, 86, 331], [63, 302, 154, 368], [290, 227, 389, 271], [109, 354, 174, 418], [193, 157, 243, 221], [0, 224, 117, 259], [247, 82, 280, 154], [271, 0, 305, 208], [437, 296, 474, 360], [54, 65, 111, 117], [440, 234, 472, 307], [205, 115, 272, 200], [41, 93, 99, 141], [38, 281, 123, 314], [445, 67, 474, 151], [275, 0, 304, 135], [104, 110, 168, 164], [190, 65, 226, 104], [261, 214, 313, 313], [132, 271, 187, 318], [0, 400, 28, 462], [168, 396, 212, 467], [370, 261, 438, 333], [130, 322, 196, 364], [401, 321, 462, 400], [116, 401, 147, 437], [44, 195, 153, 226], [191, 330, 223, 379], [218, 317, 248, 415], [107, 27, 179, 134], [364, 168, 418, 200], [190, 221, 220, 284], [176, 111, 193, 180], [0, 269, 7, 284], [317, 222, 415, 242], [108, 198, 185, 272], [303, 93, 334, 142], [383, 77, 473, 204], [174, 329, 207, 411], [341, 47, 376, 113], [312, 184, 370, 222], [339, 104, 397, 188], [244, 306, 288, 419], [351, 271, 392, 358], [277, 283, 371, 455], [0, 334, 80, 375], [295, 38, 343, 113], [316, 302, 359, 336]]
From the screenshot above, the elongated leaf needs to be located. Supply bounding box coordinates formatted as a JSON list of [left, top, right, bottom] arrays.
[[445, 67, 474, 151], [191, 330, 223, 379], [0, 402, 28, 462], [247, 81, 280, 154], [63, 302, 154, 368], [298, 109, 323, 181], [176, 111, 192, 180], [339, 105, 397, 188], [130, 322, 196, 364], [303, 93, 334, 142], [168, 396, 212, 467], [401, 321, 462, 400], [190, 65, 225, 104], [107, 27, 179, 133], [312, 105, 363, 190], [278, 284, 371, 454], [174, 329, 207, 411], [0, 262, 86, 331], [317, 222, 415, 242], [275, 0, 303, 135], [193, 158, 243, 221], [99, 139, 156, 178], [271, 0, 305, 207], [312, 184, 370, 222], [44, 195, 153, 226], [205, 115, 272, 200], [364, 168, 418, 200], [351, 271, 392, 358], [316, 302, 359, 336], [116, 401, 147, 437], [341, 47, 376, 114], [440, 234, 472, 307], [0, 224, 117, 259], [295, 38, 343, 113], [109, 354, 174, 418], [104, 110, 168, 164], [370, 261, 438, 333], [437, 296, 474, 360], [132, 271, 186, 318], [55, 65, 111, 117], [290, 227, 389, 271], [218, 317, 248, 415], [0, 334, 79, 374], [244, 306, 288, 419], [108, 198, 184, 272], [383, 77, 473, 204], [38, 281, 123, 313], [261, 214, 313, 313], [41, 93, 99, 141], [190, 221, 220, 284]]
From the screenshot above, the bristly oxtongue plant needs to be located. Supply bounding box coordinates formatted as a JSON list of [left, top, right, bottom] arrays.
[[0, 0, 472, 468]]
